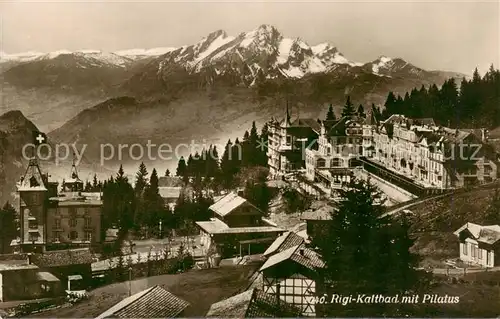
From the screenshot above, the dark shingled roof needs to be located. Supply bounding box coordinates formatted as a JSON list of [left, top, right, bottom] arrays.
[[206, 288, 302, 318], [263, 231, 305, 257], [31, 248, 93, 267], [96, 285, 190, 319]]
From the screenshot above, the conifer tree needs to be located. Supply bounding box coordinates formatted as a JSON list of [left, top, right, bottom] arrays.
[[256, 123, 269, 167], [165, 169, 171, 177], [341, 95, 356, 117], [92, 174, 98, 190], [313, 178, 427, 316], [382, 91, 397, 118], [326, 104, 336, 121], [219, 139, 236, 189], [0, 202, 17, 254], [134, 162, 148, 196], [357, 104, 365, 118], [176, 156, 188, 183], [134, 162, 149, 229]]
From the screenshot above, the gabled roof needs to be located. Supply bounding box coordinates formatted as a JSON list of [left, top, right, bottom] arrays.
[[259, 244, 325, 273], [301, 205, 334, 220], [454, 222, 500, 245], [195, 218, 229, 233], [263, 231, 305, 257], [290, 118, 322, 133], [325, 116, 363, 137], [31, 248, 93, 267], [159, 187, 182, 199], [18, 158, 47, 191], [158, 176, 184, 187], [206, 288, 302, 318], [96, 285, 189, 319], [209, 192, 263, 218]]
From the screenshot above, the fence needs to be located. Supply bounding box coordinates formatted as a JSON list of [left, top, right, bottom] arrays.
[[90, 253, 194, 288]]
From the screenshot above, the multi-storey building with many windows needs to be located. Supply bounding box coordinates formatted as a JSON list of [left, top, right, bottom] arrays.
[[15, 158, 102, 253], [267, 104, 320, 178], [371, 114, 497, 189], [304, 114, 375, 193]]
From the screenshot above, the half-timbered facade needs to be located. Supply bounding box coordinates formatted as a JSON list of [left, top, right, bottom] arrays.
[[259, 244, 325, 316]]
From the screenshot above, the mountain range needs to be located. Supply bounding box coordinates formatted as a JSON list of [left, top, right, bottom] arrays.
[[0, 24, 467, 203]]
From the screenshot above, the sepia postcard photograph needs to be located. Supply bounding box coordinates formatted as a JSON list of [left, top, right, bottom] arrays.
[[0, 0, 499, 317]]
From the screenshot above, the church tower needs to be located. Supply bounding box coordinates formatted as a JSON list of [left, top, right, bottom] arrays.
[[17, 157, 48, 252]]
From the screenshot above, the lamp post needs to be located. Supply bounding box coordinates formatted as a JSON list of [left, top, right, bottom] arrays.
[[128, 267, 132, 296], [159, 220, 162, 239]]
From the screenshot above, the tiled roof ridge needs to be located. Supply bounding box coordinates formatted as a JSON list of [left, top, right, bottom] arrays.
[[115, 285, 157, 315]]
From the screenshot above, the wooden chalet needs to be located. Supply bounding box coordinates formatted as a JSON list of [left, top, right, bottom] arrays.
[[196, 193, 284, 258], [300, 205, 334, 241], [30, 248, 93, 290], [96, 285, 190, 318], [454, 222, 500, 267], [206, 287, 302, 317], [258, 243, 325, 317]]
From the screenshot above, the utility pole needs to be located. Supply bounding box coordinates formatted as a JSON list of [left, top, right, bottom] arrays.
[[128, 267, 132, 296]]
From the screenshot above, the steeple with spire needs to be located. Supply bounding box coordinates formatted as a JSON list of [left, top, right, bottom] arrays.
[[282, 98, 292, 128], [63, 153, 84, 193]]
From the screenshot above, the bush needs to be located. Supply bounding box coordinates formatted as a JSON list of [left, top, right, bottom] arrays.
[[10, 297, 66, 317]]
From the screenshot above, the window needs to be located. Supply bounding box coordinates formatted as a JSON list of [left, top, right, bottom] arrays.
[[29, 233, 39, 242], [471, 245, 477, 258], [52, 231, 60, 242], [462, 243, 467, 255], [68, 207, 77, 216], [85, 231, 92, 241], [28, 220, 38, 229], [478, 248, 483, 259], [69, 218, 77, 227], [69, 231, 78, 240], [84, 217, 92, 227], [54, 219, 61, 229]]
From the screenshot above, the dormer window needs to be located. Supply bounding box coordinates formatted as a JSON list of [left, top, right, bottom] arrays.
[[30, 176, 39, 187]]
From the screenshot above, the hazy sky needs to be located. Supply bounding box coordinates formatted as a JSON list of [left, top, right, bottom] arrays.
[[0, 0, 498, 75]]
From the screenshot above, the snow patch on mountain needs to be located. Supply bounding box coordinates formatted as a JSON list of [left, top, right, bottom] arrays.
[[193, 33, 235, 68], [114, 47, 176, 58], [372, 56, 393, 74], [0, 51, 45, 62]]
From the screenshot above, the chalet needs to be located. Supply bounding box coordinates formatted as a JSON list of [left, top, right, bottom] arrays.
[[0, 257, 62, 302], [96, 285, 190, 318], [195, 193, 284, 258], [454, 222, 500, 267], [300, 205, 334, 241], [31, 248, 94, 289], [158, 176, 184, 210], [206, 288, 302, 317], [258, 243, 325, 316]]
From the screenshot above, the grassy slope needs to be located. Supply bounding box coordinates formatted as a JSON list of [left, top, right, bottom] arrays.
[[29, 264, 258, 318]]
